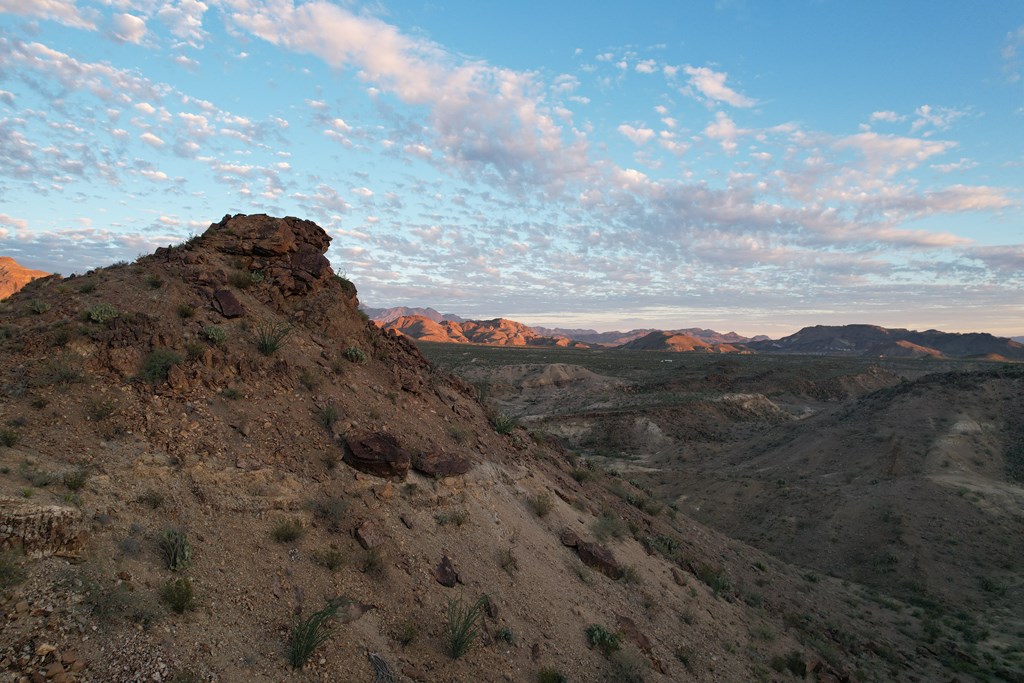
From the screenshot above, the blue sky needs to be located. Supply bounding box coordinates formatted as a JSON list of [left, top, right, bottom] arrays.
[[0, 0, 1022, 336]]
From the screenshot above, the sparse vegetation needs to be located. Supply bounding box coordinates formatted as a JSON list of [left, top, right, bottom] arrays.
[[344, 346, 367, 363], [84, 397, 117, 422], [395, 619, 420, 646], [177, 303, 196, 319], [0, 550, 26, 589], [287, 603, 337, 669], [527, 491, 553, 518], [585, 623, 621, 658], [537, 668, 568, 683], [271, 518, 303, 543], [87, 303, 119, 324], [317, 404, 339, 432], [160, 577, 195, 613], [445, 595, 488, 659], [609, 648, 648, 682], [252, 321, 291, 356], [314, 548, 345, 571], [591, 512, 627, 542], [434, 509, 470, 526], [159, 529, 191, 571], [202, 325, 228, 345], [229, 270, 263, 289], [29, 299, 50, 314], [492, 413, 517, 434], [0, 428, 18, 448], [364, 547, 387, 579], [63, 467, 89, 491], [140, 349, 182, 384], [139, 489, 164, 509]]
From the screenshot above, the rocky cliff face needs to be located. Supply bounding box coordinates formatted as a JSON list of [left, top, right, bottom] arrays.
[[0, 257, 49, 300]]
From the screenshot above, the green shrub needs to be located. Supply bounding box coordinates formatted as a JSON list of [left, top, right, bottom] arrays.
[[344, 346, 367, 363], [314, 548, 345, 571], [176, 303, 196, 319], [229, 270, 263, 289], [445, 595, 487, 659], [317, 404, 339, 432], [139, 489, 164, 509], [84, 397, 117, 422], [287, 603, 337, 669], [496, 627, 515, 644], [364, 547, 388, 579], [770, 650, 806, 676], [63, 467, 89, 491], [537, 668, 567, 683], [88, 303, 119, 324], [591, 512, 626, 542], [0, 428, 18, 448], [140, 349, 181, 384], [585, 623, 621, 657], [252, 322, 291, 356], [395, 619, 420, 646], [159, 529, 191, 571], [527, 492, 553, 518], [29, 299, 50, 314], [146, 274, 163, 289], [202, 325, 227, 345], [310, 496, 348, 531], [334, 274, 356, 296], [160, 577, 194, 613], [272, 519, 303, 543], [492, 413, 517, 434]]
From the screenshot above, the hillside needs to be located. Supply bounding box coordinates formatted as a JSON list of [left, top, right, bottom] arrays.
[[530, 327, 655, 346], [363, 306, 465, 324], [382, 315, 590, 348], [617, 331, 748, 354], [0, 257, 49, 300], [750, 324, 1024, 360]]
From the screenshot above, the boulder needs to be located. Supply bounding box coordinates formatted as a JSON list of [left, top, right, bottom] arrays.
[[0, 499, 85, 558], [559, 527, 581, 548], [343, 432, 411, 479], [213, 289, 244, 318], [575, 541, 623, 579], [354, 520, 385, 549], [412, 451, 471, 477], [434, 555, 459, 587]]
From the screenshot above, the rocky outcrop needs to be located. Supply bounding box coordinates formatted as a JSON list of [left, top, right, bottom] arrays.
[[0, 499, 85, 558], [412, 451, 471, 477], [343, 432, 411, 479], [0, 257, 49, 300]]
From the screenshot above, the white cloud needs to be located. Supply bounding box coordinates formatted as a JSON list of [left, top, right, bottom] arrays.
[[869, 110, 904, 123], [0, 213, 28, 229], [0, 90, 14, 106], [635, 59, 657, 74], [834, 132, 954, 174], [156, 0, 209, 46], [140, 131, 165, 147], [683, 65, 755, 107], [910, 104, 966, 133], [617, 124, 655, 146], [704, 111, 742, 154], [111, 13, 146, 44], [352, 186, 373, 197], [0, 0, 95, 30]]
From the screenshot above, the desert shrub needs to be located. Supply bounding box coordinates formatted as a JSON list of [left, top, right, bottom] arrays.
[[160, 577, 194, 613], [591, 512, 626, 542], [317, 404, 339, 432], [146, 274, 163, 289], [333, 274, 356, 296], [537, 668, 567, 683], [176, 303, 196, 319], [344, 346, 367, 363], [496, 627, 515, 644], [434, 509, 470, 526], [395, 619, 420, 646], [202, 325, 227, 345], [20, 463, 52, 487], [184, 341, 205, 361], [29, 299, 50, 314], [43, 356, 85, 385], [309, 496, 348, 531], [498, 547, 518, 575], [272, 519, 303, 543], [492, 413, 517, 434], [140, 349, 181, 384], [78, 280, 97, 294], [770, 650, 806, 676], [0, 550, 26, 589], [84, 397, 117, 422], [445, 595, 487, 659], [609, 648, 647, 682], [585, 623, 621, 657], [63, 467, 89, 491], [88, 303, 119, 324], [139, 489, 164, 509], [228, 270, 262, 289], [159, 529, 191, 571], [298, 368, 320, 391], [252, 322, 291, 356], [527, 492, 553, 518], [221, 387, 240, 400], [287, 603, 337, 669], [0, 428, 18, 448], [364, 547, 388, 579], [695, 563, 733, 597], [314, 548, 344, 571]]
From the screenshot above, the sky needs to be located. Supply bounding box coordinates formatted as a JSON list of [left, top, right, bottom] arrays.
[[0, 1, 1022, 337]]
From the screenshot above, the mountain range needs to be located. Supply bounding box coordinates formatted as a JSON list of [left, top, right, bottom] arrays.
[[0, 256, 49, 299]]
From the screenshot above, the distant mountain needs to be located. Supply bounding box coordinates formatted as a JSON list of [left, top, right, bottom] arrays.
[[531, 326, 766, 346], [0, 257, 49, 299], [362, 305, 464, 324], [616, 330, 749, 354], [748, 324, 1024, 360], [1014, 336, 1024, 344], [383, 315, 589, 348]]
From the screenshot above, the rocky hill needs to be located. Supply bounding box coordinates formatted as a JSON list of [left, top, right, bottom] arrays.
[[0, 257, 49, 300], [530, 327, 656, 346], [750, 324, 1024, 360], [0, 213, 1000, 683], [363, 306, 465, 325], [616, 331, 748, 354], [383, 315, 590, 348]]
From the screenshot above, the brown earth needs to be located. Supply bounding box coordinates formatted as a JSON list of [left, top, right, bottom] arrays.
[[0, 257, 49, 300], [383, 315, 590, 348], [1, 213, 952, 683]]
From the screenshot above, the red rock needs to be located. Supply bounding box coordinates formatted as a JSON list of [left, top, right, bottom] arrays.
[[616, 615, 652, 653], [354, 520, 385, 550], [575, 541, 623, 579], [412, 451, 471, 477], [343, 432, 411, 479], [559, 528, 581, 547], [434, 555, 460, 587], [213, 289, 244, 318]]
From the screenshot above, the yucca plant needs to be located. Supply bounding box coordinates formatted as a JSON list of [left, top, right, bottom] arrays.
[[288, 603, 337, 669], [252, 321, 292, 356], [445, 595, 488, 659], [159, 529, 191, 571]]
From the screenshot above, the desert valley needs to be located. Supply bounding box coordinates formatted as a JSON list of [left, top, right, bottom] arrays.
[[0, 214, 1021, 683]]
